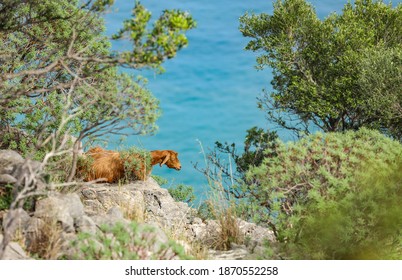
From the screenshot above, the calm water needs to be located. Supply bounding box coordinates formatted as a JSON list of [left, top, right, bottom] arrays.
[[104, 1, 363, 200]]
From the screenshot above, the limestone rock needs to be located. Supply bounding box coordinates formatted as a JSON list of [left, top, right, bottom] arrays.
[[1, 208, 31, 238], [0, 150, 47, 196], [34, 193, 84, 233], [0, 174, 17, 184], [208, 244, 250, 260], [0, 234, 30, 260], [0, 150, 24, 176], [0, 150, 24, 166], [90, 206, 129, 228], [77, 178, 276, 259], [238, 219, 276, 244], [75, 215, 97, 235]]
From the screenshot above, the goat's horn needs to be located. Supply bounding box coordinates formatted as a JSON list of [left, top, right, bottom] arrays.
[[160, 152, 170, 166]]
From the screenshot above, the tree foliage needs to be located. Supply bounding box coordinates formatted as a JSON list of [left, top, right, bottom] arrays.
[[0, 0, 195, 179], [240, 0, 402, 139]]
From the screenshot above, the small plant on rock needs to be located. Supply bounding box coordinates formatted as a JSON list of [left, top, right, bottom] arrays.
[[168, 184, 196, 204], [70, 222, 192, 260]]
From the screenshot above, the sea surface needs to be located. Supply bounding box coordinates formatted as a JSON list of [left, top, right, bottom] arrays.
[[103, 0, 373, 201]]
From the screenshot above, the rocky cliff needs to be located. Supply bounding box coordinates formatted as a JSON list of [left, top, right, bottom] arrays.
[[0, 149, 275, 260]]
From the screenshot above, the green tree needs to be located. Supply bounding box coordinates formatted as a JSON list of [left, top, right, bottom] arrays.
[[358, 47, 402, 139], [0, 0, 196, 180], [240, 0, 402, 139], [0, 0, 195, 260]]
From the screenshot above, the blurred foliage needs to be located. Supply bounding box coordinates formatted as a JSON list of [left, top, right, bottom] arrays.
[[284, 159, 402, 259], [168, 184, 196, 204], [0, 185, 13, 211], [70, 222, 191, 260], [150, 175, 169, 186], [244, 128, 402, 259]]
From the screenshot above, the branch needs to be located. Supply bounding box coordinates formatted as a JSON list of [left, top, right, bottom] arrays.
[[0, 60, 60, 80]]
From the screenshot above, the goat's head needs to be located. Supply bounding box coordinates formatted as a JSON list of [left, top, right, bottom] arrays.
[[154, 150, 181, 170]]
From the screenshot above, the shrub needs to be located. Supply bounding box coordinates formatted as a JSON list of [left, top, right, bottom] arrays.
[[244, 128, 402, 259], [151, 175, 168, 186], [285, 160, 402, 259], [70, 222, 191, 260], [119, 147, 152, 183], [168, 184, 196, 204]]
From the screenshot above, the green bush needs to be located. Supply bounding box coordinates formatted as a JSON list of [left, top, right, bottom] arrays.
[[119, 147, 152, 182], [168, 184, 196, 204], [244, 128, 402, 259], [286, 160, 402, 259], [151, 175, 168, 186], [239, 0, 402, 138], [71, 222, 191, 260]]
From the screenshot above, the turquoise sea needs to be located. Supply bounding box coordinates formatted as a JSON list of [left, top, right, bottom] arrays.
[[104, 0, 377, 200]]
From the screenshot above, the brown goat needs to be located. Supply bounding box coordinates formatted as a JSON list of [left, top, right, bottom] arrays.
[[78, 147, 181, 183], [150, 150, 181, 170]]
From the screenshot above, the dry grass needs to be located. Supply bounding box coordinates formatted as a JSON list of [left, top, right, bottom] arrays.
[[195, 139, 244, 251], [215, 203, 243, 251], [25, 217, 64, 259], [118, 199, 146, 223], [204, 193, 244, 251]]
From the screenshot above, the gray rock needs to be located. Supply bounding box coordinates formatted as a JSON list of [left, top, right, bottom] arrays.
[[0, 150, 24, 164], [78, 178, 199, 237], [0, 150, 47, 199], [107, 206, 124, 220], [1, 208, 31, 238], [0, 166, 276, 260], [77, 178, 276, 259], [79, 184, 145, 220], [0, 234, 30, 260], [0, 150, 24, 175], [34, 193, 84, 233], [127, 178, 198, 228], [208, 245, 250, 260], [0, 174, 17, 184], [24, 217, 46, 235], [238, 219, 276, 244], [91, 206, 129, 228], [188, 219, 220, 247], [11, 159, 43, 185], [75, 215, 97, 235]]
